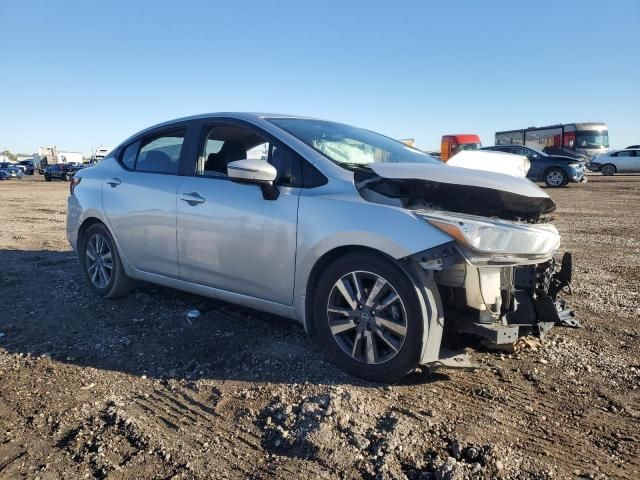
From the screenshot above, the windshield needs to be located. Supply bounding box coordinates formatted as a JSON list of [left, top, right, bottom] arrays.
[[457, 143, 482, 152], [575, 130, 609, 149], [268, 118, 440, 168]]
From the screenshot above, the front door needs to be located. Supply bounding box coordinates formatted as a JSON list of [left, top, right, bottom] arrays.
[[176, 122, 300, 305]]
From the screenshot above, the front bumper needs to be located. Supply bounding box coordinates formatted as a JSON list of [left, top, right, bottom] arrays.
[[456, 253, 577, 344], [410, 243, 577, 368], [567, 165, 586, 183], [587, 162, 602, 172]]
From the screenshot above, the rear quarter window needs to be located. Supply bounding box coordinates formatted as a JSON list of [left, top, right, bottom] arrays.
[[121, 141, 140, 170]]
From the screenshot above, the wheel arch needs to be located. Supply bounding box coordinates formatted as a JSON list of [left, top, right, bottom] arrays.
[[302, 245, 407, 335], [77, 216, 106, 250], [601, 163, 617, 175], [76, 215, 136, 278], [543, 165, 568, 185]]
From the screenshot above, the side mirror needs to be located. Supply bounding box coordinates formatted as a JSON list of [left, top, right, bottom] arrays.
[[227, 159, 279, 200]]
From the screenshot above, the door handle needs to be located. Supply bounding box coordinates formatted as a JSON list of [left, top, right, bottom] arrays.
[[106, 177, 121, 187], [180, 192, 206, 206]]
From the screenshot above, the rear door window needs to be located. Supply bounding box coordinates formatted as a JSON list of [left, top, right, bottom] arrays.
[[135, 130, 186, 174], [121, 141, 140, 170]]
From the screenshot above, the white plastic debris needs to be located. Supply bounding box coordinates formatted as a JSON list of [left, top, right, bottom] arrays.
[[447, 150, 530, 177], [185, 309, 201, 325]]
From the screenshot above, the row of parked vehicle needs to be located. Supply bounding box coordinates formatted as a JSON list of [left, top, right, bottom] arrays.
[[0, 161, 26, 180], [43, 162, 86, 181], [0, 159, 87, 181], [440, 136, 638, 188]]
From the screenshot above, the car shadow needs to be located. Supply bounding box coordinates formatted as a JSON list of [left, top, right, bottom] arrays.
[[0, 249, 451, 387]]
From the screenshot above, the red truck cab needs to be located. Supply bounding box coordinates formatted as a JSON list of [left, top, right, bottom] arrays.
[[441, 134, 482, 162]]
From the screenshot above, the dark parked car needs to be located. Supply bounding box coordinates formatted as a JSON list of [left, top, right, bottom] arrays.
[[0, 169, 9, 180], [626, 145, 640, 149], [0, 163, 24, 179], [18, 159, 35, 175], [482, 145, 586, 187], [44, 164, 73, 181], [65, 162, 85, 174]]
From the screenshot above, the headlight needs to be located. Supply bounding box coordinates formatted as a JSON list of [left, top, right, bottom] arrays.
[[415, 210, 560, 255], [569, 163, 582, 168]]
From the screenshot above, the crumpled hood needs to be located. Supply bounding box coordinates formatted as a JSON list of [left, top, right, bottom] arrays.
[[369, 162, 548, 198], [356, 162, 556, 221]]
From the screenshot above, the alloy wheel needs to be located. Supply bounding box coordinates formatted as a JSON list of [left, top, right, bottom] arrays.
[[546, 170, 565, 186], [326, 271, 407, 365], [601, 164, 615, 176], [85, 233, 113, 289]]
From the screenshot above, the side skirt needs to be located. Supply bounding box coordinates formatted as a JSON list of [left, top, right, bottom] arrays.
[[130, 269, 298, 321]]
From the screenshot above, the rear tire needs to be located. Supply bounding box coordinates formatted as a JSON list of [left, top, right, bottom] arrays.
[[544, 167, 567, 187], [79, 223, 134, 298], [601, 163, 616, 176], [312, 252, 423, 383]]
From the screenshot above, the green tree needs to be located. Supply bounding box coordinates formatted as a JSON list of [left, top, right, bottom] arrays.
[[1, 150, 17, 161]]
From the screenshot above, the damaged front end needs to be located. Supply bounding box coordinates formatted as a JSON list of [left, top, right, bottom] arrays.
[[422, 248, 577, 349], [355, 163, 576, 359]]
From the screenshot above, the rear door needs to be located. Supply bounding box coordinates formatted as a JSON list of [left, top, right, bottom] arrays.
[[101, 126, 191, 277], [176, 120, 301, 305], [632, 150, 640, 172], [614, 150, 635, 173]]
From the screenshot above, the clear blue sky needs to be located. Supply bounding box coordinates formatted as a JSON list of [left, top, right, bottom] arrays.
[[1, 0, 638, 155]]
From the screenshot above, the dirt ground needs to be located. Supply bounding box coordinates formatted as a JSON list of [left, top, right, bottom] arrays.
[[0, 174, 638, 480]]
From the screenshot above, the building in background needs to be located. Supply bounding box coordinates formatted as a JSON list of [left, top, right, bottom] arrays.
[[36, 146, 60, 166]]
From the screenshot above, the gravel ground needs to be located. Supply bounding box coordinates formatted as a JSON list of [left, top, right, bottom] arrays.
[[0, 174, 638, 479]]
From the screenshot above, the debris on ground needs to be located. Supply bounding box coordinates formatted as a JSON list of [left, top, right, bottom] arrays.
[[0, 175, 638, 479]]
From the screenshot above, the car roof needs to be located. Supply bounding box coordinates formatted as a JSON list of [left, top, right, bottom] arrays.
[[114, 112, 335, 156], [141, 112, 317, 132]]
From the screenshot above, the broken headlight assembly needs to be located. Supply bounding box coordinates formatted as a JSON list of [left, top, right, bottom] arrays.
[[414, 210, 561, 260]]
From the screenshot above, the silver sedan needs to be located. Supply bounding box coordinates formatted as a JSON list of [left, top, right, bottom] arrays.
[[67, 113, 572, 382]]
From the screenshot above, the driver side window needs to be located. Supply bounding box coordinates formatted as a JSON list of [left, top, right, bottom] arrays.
[[195, 123, 303, 187], [196, 125, 268, 177]]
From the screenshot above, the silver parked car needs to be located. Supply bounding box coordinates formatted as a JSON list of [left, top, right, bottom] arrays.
[[589, 148, 640, 175], [67, 113, 574, 382]]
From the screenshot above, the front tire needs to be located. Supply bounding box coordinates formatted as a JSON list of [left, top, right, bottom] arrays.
[[601, 163, 616, 176], [44, 175, 51, 181], [544, 167, 567, 187], [312, 252, 423, 383], [79, 223, 134, 298]]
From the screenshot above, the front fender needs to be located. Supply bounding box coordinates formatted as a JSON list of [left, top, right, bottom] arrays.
[[293, 192, 453, 323]]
